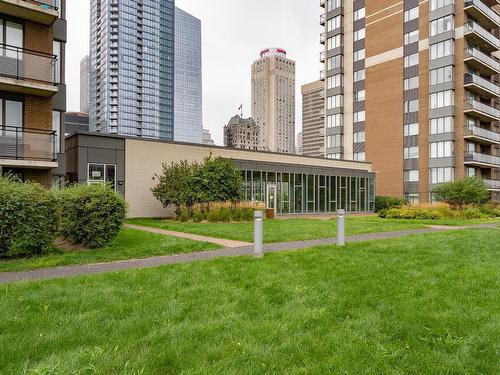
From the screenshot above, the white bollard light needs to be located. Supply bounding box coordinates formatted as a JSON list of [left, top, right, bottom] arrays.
[[337, 209, 346, 246], [254, 210, 264, 257]]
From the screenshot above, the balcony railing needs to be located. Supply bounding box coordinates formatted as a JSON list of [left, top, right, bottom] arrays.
[[0, 126, 57, 161], [464, 20, 500, 50], [464, 0, 500, 26], [320, 0, 326, 7], [320, 14, 326, 25], [464, 46, 500, 72], [320, 51, 325, 62], [464, 72, 500, 96], [320, 32, 326, 44], [22, 0, 59, 12], [465, 97, 500, 119], [465, 151, 500, 166], [484, 179, 500, 189], [320, 70, 325, 80], [0, 44, 57, 85], [464, 124, 500, 143]]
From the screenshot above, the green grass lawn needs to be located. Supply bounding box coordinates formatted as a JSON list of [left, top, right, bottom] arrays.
[[127, 215, 500, 243], [0, 229, 498, 373], [0, 228, 220, 273]]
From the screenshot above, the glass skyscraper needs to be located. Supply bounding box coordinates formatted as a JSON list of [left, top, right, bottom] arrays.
[[89, 0, 176, 140], [174, 7, 202, 144]]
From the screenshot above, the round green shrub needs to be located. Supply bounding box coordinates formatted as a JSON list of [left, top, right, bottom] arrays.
[[0, 176, 58, 257], [462, 207, 485, 220], [193, 211, 204, 222], [58, 184, 127, 248]]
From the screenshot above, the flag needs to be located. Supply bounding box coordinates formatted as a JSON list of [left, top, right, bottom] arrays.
[[238, 104, 243, 111]]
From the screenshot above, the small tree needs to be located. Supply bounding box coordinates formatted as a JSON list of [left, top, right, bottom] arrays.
[[433, 177, 490, 209]]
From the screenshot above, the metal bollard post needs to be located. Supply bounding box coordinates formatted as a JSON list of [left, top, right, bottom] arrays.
[[337, 209, 346, 246], [254, 210, 264, 258]]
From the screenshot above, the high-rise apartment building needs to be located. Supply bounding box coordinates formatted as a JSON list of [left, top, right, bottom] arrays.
[[80, 55, 89, 113], [321, 0, 500, 202], [65, 112, 90, 135], [297, 132, 303, 154], [89, 0, 175, 139], [0, 0, 66, 188], [224, 115, 261, 150], [252, 48, 296, 153], [302, 80, 325, 157], [174, 7, 202, 144]]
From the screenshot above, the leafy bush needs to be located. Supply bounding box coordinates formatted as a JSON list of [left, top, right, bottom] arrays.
[[433, 177, 490, 209], [58, 184, 127, 248], [385, 206, 444, 220], [0, 176, 58, 257], [192, 211, 204, 222], [375, 196, 406, 213], [462, 207, 486, 220]]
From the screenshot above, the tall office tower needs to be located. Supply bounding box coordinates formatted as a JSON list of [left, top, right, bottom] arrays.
[[0, 0, 66, 188], [89, 0, 175, 139], [80, 55, 90, 113], [321, 0, 500, 202], [224, 115, 261, 150], [302, 80, 325, 157], [174, 7, 202, 143], [252, 48, 296, 153], [202, 128, 215, 146], [296, 132, 303, 154]]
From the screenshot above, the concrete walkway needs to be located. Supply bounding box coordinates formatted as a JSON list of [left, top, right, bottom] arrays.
[[125, 224, 250, 248], [1, 223, 498, 284]]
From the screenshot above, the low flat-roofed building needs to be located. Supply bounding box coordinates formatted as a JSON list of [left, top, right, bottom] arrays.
[[66, 132, 376, 218]]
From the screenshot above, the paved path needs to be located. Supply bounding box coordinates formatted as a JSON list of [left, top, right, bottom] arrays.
[[125, 224, 250, 248], [1, 223, 498, 284]]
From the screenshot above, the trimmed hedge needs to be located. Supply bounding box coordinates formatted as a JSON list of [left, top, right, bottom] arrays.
[[0, 176, 58, 257], [58, 184, 127, 248]]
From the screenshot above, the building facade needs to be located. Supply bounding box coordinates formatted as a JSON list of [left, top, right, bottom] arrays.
[[0, 0, 66, 188], [321, 0, 500, 202], [65, 112, 90, 135], [302, 80, 325, 157], [66, 132, 375, 218], [89, 0, 175, 140], [252, 48, 296, 154], [174, 7, 202, 144], [202, 128, 214, 145], [80, 55, 89, 113], [296, 132, 303, 154], [224, 115, 261, 150]]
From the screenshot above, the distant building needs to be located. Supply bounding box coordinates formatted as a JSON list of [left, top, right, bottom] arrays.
[[296, 132, 303, 155], [251, 48, 295, 153], [174, 7, 203, 144], [80, 55, 90, 113], [301, 80, 325, 157], [224, 115, 261, 151], [202, 128, 215, 146], [65, 112, 90, 135]]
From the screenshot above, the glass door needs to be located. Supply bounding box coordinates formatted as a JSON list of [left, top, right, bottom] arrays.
[[266, 184, 277, 213]]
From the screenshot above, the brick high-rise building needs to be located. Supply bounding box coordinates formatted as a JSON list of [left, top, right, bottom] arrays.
[[302, 80, 325, 157], [321, 0, 500, 202], [0, 0, 66, 188], [252, 48, 296, 154]]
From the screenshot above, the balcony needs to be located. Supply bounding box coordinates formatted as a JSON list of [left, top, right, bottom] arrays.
[[464, 0, 500, 29], [320, 70, 325, 81], [320, 51, 325, 63], [464, 98, 500, 121], [0, 44, 58, 97], [320, 14, 326, 26], [464, 151, 500, 167], [320, 32, 326, 44], [464, 47, 500, 75], [464, 124, 500, 144], [464, 73, 500, 98], [0, 126, 57, 168], [320, 0, 326, 7], [484, 179, 500, 190], [463, 20, 500, 52], [0, 0, 59, 26]]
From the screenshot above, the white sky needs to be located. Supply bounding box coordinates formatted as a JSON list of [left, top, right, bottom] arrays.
[[66, 0, 323, 145]]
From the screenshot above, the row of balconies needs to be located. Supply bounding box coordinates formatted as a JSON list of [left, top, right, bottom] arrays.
[[0, 0, 58, 26]]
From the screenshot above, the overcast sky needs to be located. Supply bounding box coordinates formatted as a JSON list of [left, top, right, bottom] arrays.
[[66, 0, 323, 145]]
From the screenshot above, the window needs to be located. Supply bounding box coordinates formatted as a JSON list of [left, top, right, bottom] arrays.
[[328, 0, 342, 12], [327, 74, 343, 89], [404, 146, 419, 159], [404, 53, 419, 67], [404, 7, 419, 22], [404, 99, 419, 113], [53, 41, 61, 84], [430, 0, 454, 12], [430, 141, 454, 158], [354, 69, 365, 82], [52, 111, 61, 154], [327, 94, 343, 109], [354, 28, 365, 41], [0, 20, 23, 58], [404, 170, 419, 182], [430, 90, 454, 109], [88, 163, 117, 191], [430, 116, 454, 134], [404, 123, 419, 136], [354, 49, 365, 62], [327, 134, 343, 148], [327, 114, 343, 128], [353, 131, 365, 143], [327, 55, 342, 70], [354, 8, 365, 21], [354, 152, 365, 161], [405, 193, 419, 204], [4, 100, 23, 128], [328, 15, 342, 32], [430, 167, 454, 184], [430, 39, 454, 60], [327, 153, 342, 160], [430, 65, 453, 85], [404, 30, 419, 45], [354, 90, 365, 102], [328, 34, 342, 50], [404, 76, 419, 90], [430, 15, 454, 36], [354, 110, 365, 122]]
